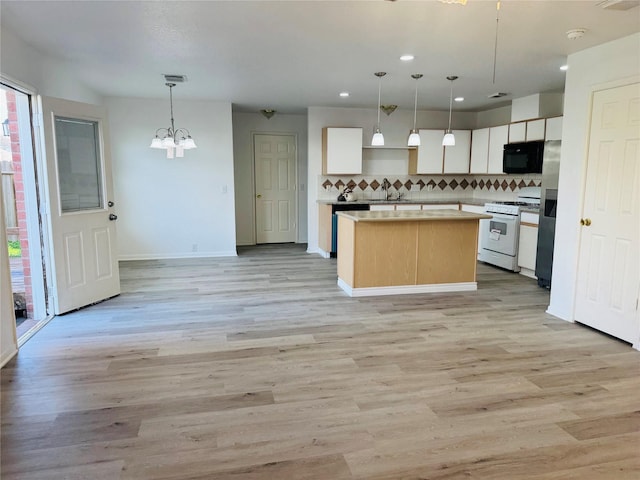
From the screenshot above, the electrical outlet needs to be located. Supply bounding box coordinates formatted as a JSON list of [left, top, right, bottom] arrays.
[[427, 184, 434, 192]]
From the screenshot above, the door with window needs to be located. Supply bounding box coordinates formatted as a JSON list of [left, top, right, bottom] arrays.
[[574, 82, 639, 345], [41, 97, 119, 314], [254, 134, 297, 244]]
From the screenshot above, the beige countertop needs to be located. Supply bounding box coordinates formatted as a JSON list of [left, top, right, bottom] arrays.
[[336, 209, 492, 223]]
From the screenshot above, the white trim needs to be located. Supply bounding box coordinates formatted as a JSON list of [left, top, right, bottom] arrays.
[[316, 248, 330, 259], [0, 348, 18, 368], [17, 314, 55, 347], [119, 250, 238, 261], [545, 306, 572, 322], [0, 74, 37, 96], [338, 278, 477, 297]]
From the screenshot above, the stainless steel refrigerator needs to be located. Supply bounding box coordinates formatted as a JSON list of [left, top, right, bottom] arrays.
[[535, 140, 561, 288]]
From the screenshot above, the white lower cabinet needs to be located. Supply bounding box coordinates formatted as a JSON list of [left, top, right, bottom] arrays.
[[395, 204, 422, 211], [370, 204, 395, 211], [518, 212, 539, 278], [421, 204, 459, 210]]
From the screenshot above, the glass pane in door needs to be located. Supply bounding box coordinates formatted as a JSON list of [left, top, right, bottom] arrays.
[[54, 116, 103, 212]]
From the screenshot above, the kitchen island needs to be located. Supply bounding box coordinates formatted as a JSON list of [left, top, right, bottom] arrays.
[[336, 209, 492, 297]]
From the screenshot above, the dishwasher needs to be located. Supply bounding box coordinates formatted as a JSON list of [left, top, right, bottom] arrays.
[[331, 203, 369, 256]]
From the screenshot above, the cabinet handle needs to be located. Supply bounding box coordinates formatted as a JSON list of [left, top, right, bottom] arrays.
[[256, 194, 262, 199], [580, 218, 591, 226]]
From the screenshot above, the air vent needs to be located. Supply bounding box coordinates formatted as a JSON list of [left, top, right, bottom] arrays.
[[163, 74, 187, 83], [597, 0, 639, 10], [488, 92, 508, 98]]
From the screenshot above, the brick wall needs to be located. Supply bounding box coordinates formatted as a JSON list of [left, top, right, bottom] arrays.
[[7, 90, 33, 319]]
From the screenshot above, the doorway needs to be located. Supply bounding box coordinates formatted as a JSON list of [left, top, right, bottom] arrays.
[[1, 82, 49, 341], [253, 134, 297, 244]]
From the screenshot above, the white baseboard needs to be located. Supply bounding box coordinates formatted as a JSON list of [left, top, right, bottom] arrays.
[[519, 268, 537, 279], [119, 250, 238, 261], [337, 278, 477, 297]]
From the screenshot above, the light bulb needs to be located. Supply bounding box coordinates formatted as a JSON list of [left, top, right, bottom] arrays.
[[442, 132, 456, 146], [407, 131, 421, 147], [371, 129, 384, 146]]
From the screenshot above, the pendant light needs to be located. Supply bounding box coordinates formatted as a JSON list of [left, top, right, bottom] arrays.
[[150, 79, 197, 158], [371, 72, 386, 146], [442, 75, 458, 146], [407, 74, 423, 147]]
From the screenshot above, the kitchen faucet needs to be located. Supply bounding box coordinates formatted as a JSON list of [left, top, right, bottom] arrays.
[[382, 178, 392, 200], [382, 178, 403, 200]]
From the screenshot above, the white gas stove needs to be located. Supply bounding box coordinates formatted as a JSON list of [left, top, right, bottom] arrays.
[[480, 187, 541, 271]]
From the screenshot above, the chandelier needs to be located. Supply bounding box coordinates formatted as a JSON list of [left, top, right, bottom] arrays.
[[150, 80, 196, 158]]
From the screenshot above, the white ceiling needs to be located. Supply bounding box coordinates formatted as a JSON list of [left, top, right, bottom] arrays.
[[2, 1, 639, 113]]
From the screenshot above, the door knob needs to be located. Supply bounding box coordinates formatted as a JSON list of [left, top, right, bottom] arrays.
[[256, 194, 262, 199], [109, 213, 118, 221], [580, 218, 591, 226]]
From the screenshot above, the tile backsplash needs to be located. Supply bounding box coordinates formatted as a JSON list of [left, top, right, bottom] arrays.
[[319, 174, 542, 202]]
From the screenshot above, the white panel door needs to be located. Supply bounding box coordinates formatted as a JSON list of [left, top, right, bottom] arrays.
[[254, 134, 297, 244], [575, 82, 640, 344], [41, 97, 120, 314]]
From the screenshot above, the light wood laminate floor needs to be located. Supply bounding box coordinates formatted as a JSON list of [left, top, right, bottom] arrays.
[[2, 244, 638, 479]]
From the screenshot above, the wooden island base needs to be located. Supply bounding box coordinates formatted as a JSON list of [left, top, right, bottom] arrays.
[[336, 209, 491, 297]]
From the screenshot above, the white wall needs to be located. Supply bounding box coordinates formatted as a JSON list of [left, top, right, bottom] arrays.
[[306, 106, 476, 254], [1, 27, 102, 104], [106, 97, 237, 259], [232, 112, 308, 245], [548, 32, 640, 320], [475, 105, 512, 128]]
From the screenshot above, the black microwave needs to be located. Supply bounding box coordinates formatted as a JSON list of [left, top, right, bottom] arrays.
[[503, 140, 544, 174]]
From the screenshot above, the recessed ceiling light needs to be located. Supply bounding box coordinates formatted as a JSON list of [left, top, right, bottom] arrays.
[[339, 92, 350, 97], [560, 64, 569, 71], [454, 97, 464, 102], [566, 28, 587, 40], [400, 54, 415, 61]]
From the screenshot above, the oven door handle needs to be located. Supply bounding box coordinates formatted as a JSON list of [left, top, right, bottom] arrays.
[[486, 212, 519, 222]]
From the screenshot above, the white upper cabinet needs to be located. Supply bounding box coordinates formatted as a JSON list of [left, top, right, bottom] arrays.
[[509, 119, 545, 143], [322, 127, 363, 175], [412, 129, 445, 174], [508, 122, 526, 143], [526, 119, 546, 141], [409, 129, 471, 174], [488, 125, 509, 174], [545, 116, 563, 140], [443, 130, 471, 174], [470, 127, 490, 174]]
